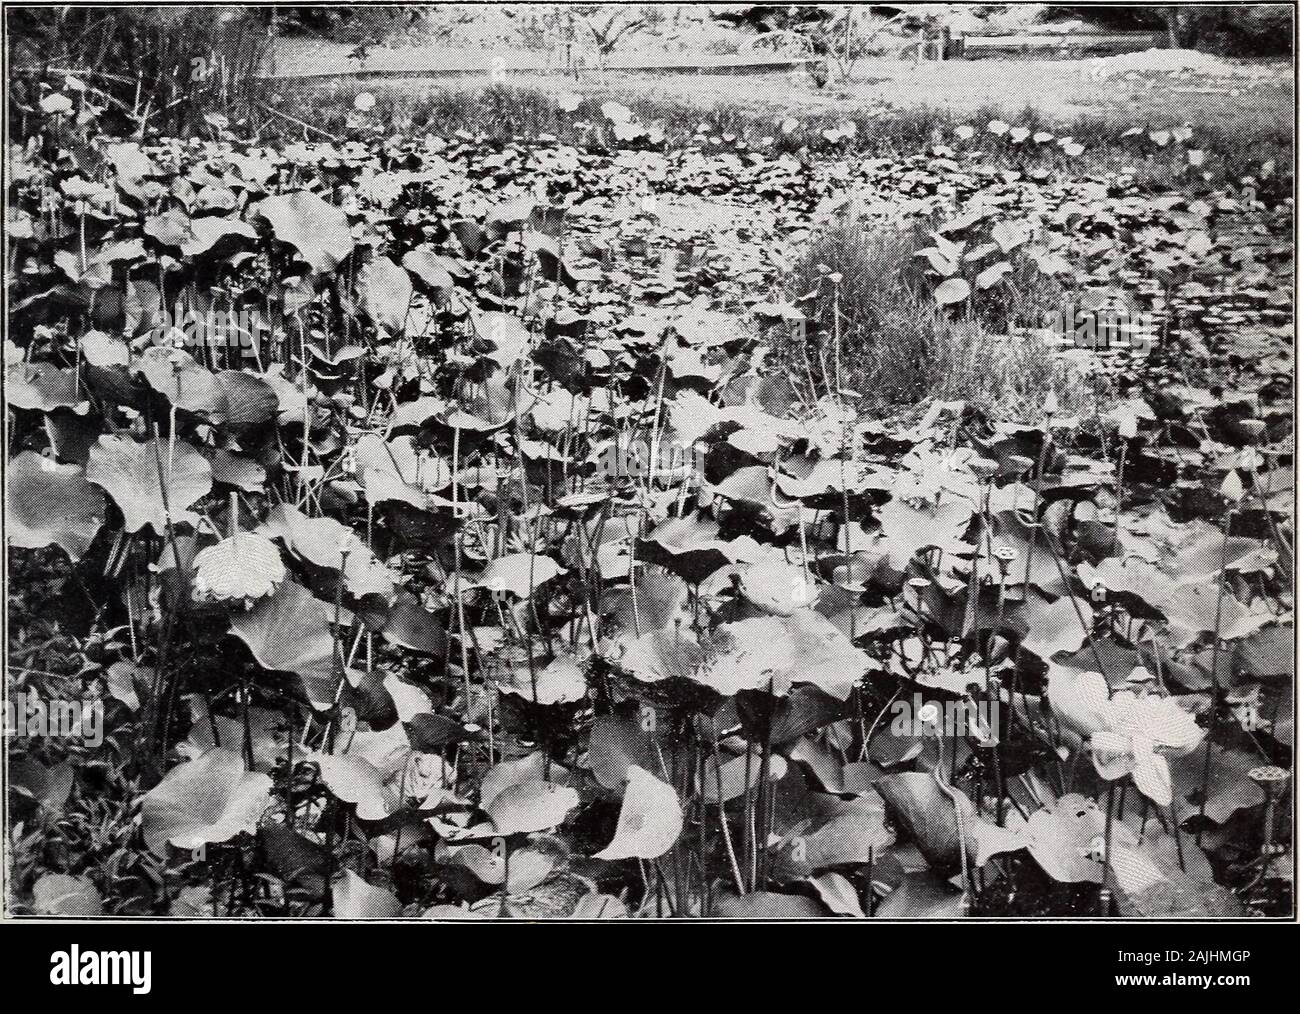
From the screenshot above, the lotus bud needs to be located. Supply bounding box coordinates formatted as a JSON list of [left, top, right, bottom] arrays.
[[1239, 419, 1267, 441], [1006, 454, 1034, 477], [969, 703, 998, 747], [1117, 413, 1138, 440], [1220, 469, 1245, 505], [1042, 391, 1059, 416], [1126, 665, 1155, 685], [986, 634, 1012, 663]]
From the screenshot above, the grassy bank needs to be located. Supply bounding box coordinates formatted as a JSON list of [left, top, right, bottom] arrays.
[[271, 61, 1292, 191]]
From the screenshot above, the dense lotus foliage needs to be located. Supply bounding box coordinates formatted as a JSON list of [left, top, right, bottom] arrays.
[[6, 86, 1292, 919]]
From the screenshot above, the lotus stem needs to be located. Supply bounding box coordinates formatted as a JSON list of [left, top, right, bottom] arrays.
[[1021, 410, 1054, 597], [1040, 527, 1111, 684], [832, 276, 843, 396], [932, 726, 974, 911], [1114, 435, 1129, 536], [451, 425, 474, 768], [1197, 505, 1235, 844], [1099, 781, 1117, 916]]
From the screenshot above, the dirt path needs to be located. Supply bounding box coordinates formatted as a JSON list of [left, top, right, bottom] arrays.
[[588, 55, 1292, 129]]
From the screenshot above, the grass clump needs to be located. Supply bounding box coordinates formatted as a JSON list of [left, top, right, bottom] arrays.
[[781, 221, 1078, 419]]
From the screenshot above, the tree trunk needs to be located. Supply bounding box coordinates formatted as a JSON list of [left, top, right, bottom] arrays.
[[1164, 6, 1181, 48], [1164, 6, 1204, 50]]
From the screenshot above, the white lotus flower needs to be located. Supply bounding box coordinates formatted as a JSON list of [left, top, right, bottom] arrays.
[[41, 93, 74, 116], [192, 533, 286, 604], [1089, 690, 1205, 806]]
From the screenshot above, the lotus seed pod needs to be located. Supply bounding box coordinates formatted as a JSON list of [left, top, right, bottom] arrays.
[[1248, 766, 1289, 790]]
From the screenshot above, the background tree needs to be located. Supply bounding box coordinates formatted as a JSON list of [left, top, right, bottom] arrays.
[[1160, 4, 1291, 54], [572, 4, 658, 78]]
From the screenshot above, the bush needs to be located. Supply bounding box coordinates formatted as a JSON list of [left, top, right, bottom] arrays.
[[1042, 5, 1292, 55], [1196, 5, 1294, 56], [1157, 4, 1293, 55]]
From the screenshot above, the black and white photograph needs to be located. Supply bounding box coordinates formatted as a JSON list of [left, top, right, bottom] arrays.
[[1, 0, 1295, 948]]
